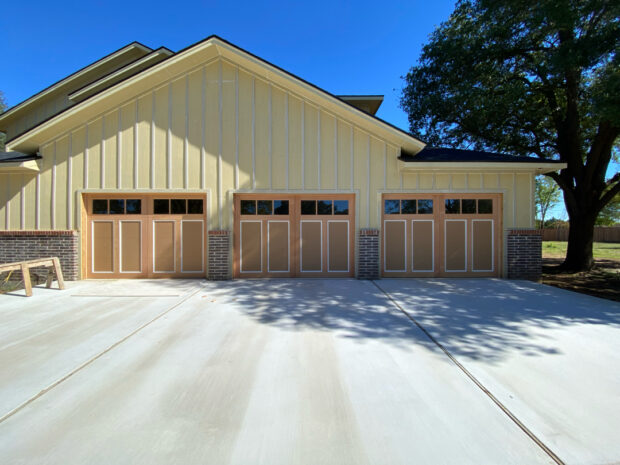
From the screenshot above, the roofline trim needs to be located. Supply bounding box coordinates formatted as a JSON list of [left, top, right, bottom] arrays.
[[67, 47, 174, 101], [0, 41, 153, 122], [398, 160, 567, 173]]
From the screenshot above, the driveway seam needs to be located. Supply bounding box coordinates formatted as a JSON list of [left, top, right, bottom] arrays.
[[0, 285, 203, 425], [371, 280, 565, 465]]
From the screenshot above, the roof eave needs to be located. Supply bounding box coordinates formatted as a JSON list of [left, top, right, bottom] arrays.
[[398, 160, 566, 173]]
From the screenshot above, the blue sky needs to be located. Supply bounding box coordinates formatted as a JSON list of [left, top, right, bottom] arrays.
[[2, 0, 455, 130], [2, 0, 616, 219]]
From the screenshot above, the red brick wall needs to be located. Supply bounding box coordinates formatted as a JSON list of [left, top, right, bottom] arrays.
[[358, 229, 379, 279], [208, 230, 231, 280], [507, 229, 542, 281], [0, 231, 79, 281]]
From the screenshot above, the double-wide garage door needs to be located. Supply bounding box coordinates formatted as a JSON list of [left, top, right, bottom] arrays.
[[234, 194, 355, 277], [86, 194, 207, 278], [382, 193, 501, 277]]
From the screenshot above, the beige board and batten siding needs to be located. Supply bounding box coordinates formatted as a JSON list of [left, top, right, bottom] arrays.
[[1, 58, 421, 234]]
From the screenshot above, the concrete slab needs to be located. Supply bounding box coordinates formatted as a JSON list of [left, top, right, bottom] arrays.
[[377, 278, 620, 465], [0, 279, 553, 464], [0, 279, 201, 418]]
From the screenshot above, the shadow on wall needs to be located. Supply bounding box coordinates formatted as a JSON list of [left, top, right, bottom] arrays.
[[377, 278, 620, 363]]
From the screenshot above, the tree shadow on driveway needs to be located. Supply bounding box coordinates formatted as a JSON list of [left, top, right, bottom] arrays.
[[202, 279, 435, 350], [377, 278, 620, 363]]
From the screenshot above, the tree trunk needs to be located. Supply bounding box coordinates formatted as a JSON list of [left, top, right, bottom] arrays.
[[563, 211, 597, 271]]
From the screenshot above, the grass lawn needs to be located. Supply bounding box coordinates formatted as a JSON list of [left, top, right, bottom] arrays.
[[543, 241, 620, 260], [542, 241, 619, 302]]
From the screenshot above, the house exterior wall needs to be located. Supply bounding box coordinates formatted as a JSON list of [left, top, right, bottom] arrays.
[[0, 57, 537, 279]]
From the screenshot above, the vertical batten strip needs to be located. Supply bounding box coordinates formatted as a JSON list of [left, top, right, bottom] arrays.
[[317, 111, 321, 189], [252, 77, 256, 189], [67, 134, 73, 229], [200, 67, 206, 190], [100, 118, 105, 188], [383, 142, 387, 189], [20, 176, 25, 230], [51, 142, 57, 229], [117, 108, 122, 189], [4, 178, 8, 230], [301, 101, 305, 190], [465, 173, 469, 189], [218, 61, 223, 229], [184, 75, 189, 189], [167, 83, 172, 189], [513, 173, 517, 227], [334, 118, 338, 189], [235, 67, 239, 189], [366, 135, 370, 228], [530, 174, 534, 228], [84, 124, 89, 189], [35, 173, 40, 230], [285, 92, 289, 190], [268, 84, 273, 189], [349, 125, 354, 191], [134, 100, 139, 189], [150, 92, 156, 189]]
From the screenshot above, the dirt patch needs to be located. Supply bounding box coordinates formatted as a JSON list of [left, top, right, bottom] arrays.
[[542, 258, 620, 302]]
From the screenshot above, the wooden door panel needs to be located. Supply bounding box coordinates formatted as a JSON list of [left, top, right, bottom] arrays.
[[328, 221, 349, 272], [120, 221, 142, 273], [268, 221, 290, 273], [300, 221, 322, 272], [153, 221, 176, 273], [182, 220, 204, 273], [92, 221, 114, 273]]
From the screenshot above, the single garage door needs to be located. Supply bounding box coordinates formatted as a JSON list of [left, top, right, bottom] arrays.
[[233, 194, 355, 278], [382, 193, 502, 277], [86, 194, 207, 278]]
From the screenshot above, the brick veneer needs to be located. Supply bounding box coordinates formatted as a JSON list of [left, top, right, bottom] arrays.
[[357, 228, 380, 279], [0, 230, 80, 281], [208, 230, 231, 280], [507, 229, 542, 281]]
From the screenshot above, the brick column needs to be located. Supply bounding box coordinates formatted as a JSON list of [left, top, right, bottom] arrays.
[[0, 230, 80, 281], [208, 230, 231, 280], [507, 229, 542, 281], [357, 228, 380, 279]]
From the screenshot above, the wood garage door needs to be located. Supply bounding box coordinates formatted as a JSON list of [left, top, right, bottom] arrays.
[[85, 194, 206, 278], [382, 193, 502, 277], [233, 194, 354, 278]]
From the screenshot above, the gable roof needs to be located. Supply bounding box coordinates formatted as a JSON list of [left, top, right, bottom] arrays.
[[0, 42, 153, 124], [5, 35, 425, 154]]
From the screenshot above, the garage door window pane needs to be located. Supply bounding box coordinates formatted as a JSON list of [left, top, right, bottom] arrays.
[[401, 200, 416, 214], [258, 200, 273, 215], [462, 199, 476, 214], [334, 200, 349, 215], [109, 199, 125, 214], [445, 199, 461, 214], [301, 200, 316, 215], [126, 199, 141, 214], [317, 200, 333, 215], [384, 199, 400, 214], [93, 199, 108, 214], [478, 199, 493, 214], [274, 200, 289, 215], [187, 199, 203, 214], [240, 200, 256, 215], [417, 199, 433, 214], [154, 199, 170, 214], [171, 199, 187, 214]]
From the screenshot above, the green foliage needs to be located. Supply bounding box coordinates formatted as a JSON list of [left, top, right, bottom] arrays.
[[536, 176, 562, 226], [596, 192, 620, 225], [401, 0, 620, 269]]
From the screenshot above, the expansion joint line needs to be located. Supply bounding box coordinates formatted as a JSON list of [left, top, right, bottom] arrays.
[[0, 286, 203, 425], [371, 280, 565, 465]]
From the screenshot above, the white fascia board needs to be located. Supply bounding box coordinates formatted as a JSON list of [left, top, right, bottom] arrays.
[[398, 161, 566, 173]]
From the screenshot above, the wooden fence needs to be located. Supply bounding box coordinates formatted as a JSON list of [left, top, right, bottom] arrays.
[[541, 226, 620, 242]]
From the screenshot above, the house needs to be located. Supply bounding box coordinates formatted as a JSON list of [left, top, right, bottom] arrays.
[[0, 36, 564, 281]]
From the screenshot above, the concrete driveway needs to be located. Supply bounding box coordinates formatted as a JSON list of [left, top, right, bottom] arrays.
[[0, 278, 617, 464]]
